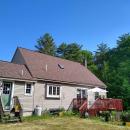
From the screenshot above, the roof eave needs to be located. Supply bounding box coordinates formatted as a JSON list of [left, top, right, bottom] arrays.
[[0, 76, 36, 82], [36, 78, 107, 88]]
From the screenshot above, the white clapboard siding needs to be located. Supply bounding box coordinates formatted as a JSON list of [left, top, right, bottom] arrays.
[[14, 81, 34, 112]]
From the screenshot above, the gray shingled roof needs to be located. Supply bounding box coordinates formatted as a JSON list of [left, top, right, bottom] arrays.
[[0, 61, 33, 80], [18, 48, 106, 88]]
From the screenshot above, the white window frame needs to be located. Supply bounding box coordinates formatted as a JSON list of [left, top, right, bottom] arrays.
[[46, 84, 61, 98], [25, 83, 33, 96]]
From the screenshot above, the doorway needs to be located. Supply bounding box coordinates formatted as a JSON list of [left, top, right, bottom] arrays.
[[1, 82, 12, 110]]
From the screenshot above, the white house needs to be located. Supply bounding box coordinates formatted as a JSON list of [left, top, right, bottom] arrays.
[[0, 47, 107, 116]]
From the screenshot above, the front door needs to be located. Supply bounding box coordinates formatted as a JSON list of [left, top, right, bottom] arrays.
[[1, 82, 12, 110]]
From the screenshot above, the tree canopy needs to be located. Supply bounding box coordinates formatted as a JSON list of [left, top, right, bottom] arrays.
[[94, 34, 130, 109], [57, 43, 82, 62], [35, 33, 56, 56]]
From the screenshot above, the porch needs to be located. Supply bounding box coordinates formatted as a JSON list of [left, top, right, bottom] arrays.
[[0, 81, 22, 122]]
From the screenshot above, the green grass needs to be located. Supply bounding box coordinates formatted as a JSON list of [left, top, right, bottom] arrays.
[[0, 116, 130, 130], [22, 114, 53, 122]]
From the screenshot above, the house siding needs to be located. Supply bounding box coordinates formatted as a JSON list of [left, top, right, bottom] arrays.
[[13, 81, 78, 114], [33, 81, 77, 110], [13, 81, 107, 113], [1, 79, 107, 116], [12, 49, 26, 65], [13, 81, 34, 116]]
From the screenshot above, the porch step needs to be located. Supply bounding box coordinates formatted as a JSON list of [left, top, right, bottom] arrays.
[[0, 114, 21, 123], [0, 96, 23, 123], [6, 117, 20, 123]]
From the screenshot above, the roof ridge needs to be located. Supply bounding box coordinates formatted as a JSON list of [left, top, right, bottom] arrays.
[[18, 47, 82, 65]]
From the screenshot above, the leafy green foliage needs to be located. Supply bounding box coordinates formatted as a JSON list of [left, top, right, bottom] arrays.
[[80, 50, 93, 66], [94, 34, 130, 110], [59, 111, 79, 117], [56, 43, 67, 58], [57, 43, 82, 62], [94, 43, 110, 81], [57, 43, 95, 68], [121, 111, 130, 122]]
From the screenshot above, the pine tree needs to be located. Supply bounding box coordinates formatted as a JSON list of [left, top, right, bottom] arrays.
[[35, 33, 56, 56]]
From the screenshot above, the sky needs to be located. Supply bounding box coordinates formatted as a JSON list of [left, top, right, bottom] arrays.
[[0, 0, 130, 61]]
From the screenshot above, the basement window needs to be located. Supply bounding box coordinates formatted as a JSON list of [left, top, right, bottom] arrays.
[[46, 85, 61, 98]]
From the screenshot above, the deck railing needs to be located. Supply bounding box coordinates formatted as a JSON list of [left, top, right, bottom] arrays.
[[88, 98, 123, 116], [73, 98, 87, 110], [68, 98, 87, 111], [79, 101, 87, 116], [69, 98, 123, 116]]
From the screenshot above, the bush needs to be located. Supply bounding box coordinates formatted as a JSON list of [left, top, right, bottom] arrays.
[[121, 112, 130, 122], [59, 110, 80, 117], [99, 111, 110, 122]]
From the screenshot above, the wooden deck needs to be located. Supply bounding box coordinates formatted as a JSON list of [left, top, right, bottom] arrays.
[[87, 98, 123, 116], [72, 98, 123, 116]]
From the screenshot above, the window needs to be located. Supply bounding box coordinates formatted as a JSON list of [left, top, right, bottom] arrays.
[[3, 82, 12, 94], [95, 92, 99, 100], [25, 83, 33, 95], [57, 87, 60, 95], [53, 86, 56, 95], [82, 90, 87, 99], [49, 86, 52, 95], [77, 88, 87, 99], [77, 89, 81, 99], [47, 85, 60, 98]]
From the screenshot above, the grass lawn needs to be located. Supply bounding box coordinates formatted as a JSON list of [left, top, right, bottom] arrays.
[[0, 116, 130, 130]]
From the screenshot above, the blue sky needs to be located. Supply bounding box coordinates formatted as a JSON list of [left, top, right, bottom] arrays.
[[0, 0, 130, 61]]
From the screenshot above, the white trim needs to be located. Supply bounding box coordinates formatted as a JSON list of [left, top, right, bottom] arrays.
[[10, 81, 15, 110], [24, 82, 33, 96]]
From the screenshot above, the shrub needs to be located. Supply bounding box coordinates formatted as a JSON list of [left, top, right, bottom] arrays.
[[121, 112, 130, 122], [59, 110, 80, 117], [99, 111, 110, 122]]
